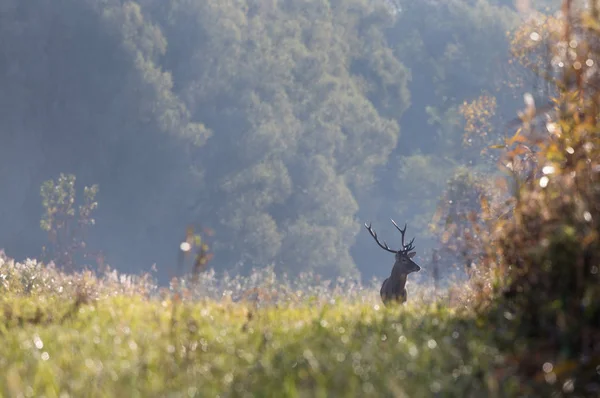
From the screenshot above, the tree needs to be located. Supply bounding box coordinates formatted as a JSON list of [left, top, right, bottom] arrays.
[[0, 0, 206, 280], [142, 0, 410, 276]]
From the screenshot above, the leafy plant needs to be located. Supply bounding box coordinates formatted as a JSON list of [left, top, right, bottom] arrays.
[[465, 1, 600, 394], [40, 173, 100, 271]]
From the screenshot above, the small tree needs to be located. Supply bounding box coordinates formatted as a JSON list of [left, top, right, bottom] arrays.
[[40, 173, 100, 271]]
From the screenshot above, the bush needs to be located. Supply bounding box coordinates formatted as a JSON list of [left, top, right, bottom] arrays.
[[473, 2, 600, 393]]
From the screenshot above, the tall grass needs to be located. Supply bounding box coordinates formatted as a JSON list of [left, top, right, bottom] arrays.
[[0, 251, 522, 397]]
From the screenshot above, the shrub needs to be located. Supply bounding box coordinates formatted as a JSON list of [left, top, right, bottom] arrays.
[[473, 2, 600, 393]]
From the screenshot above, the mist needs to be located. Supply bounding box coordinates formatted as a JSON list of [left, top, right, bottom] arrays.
[[0, 0, 544, 285]]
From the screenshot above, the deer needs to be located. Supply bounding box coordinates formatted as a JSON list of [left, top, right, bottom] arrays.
[[365, 219, 420, 305]]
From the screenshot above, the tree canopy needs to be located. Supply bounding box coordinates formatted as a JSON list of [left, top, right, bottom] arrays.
[[0, 0, 531, 282]]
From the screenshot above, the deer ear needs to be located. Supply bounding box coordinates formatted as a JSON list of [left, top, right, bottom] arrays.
[[408, 251, 416, 259]]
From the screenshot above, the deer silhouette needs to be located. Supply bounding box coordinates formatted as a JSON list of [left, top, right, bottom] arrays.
[[365, 219, 420, 305]]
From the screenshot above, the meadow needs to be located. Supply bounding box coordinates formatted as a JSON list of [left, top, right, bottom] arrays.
[[3, 1, 600, 397], [0, 253, 525, 397]]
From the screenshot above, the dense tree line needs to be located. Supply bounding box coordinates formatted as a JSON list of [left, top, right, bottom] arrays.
[[0, 0, 547, 282]]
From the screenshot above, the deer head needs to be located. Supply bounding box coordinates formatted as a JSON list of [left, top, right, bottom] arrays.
[[365, 219, 420, 274], [365, 219, 420, 304]]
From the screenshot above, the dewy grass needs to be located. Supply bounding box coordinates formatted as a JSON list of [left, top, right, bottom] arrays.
[[0, 253, 522, 397], [0, 298, 510, 397]]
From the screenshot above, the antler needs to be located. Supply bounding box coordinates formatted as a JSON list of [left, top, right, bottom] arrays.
[[365, 220, 417, 254], [390, 219, 416, 253], [364, 222, 397, 253]]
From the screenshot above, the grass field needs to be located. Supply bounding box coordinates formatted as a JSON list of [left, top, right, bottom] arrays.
[[0, 255, 531, 397]]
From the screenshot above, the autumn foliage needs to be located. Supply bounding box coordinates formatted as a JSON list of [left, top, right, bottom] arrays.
[[468, 1, 600, 393]]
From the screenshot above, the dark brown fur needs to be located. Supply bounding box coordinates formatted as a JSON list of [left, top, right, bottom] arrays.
[[380, 251, 420, 305], [365, 220, 421, 305]]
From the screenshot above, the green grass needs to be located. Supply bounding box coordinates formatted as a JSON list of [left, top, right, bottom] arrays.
[[0, 255, 525, 397], [0, 295, 521, 397]]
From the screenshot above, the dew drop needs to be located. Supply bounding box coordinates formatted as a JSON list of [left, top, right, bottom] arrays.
[[524, 92, 535, 107], [542, 165, 555, 174], [529, 32, 541, 41], [562, 378, 575, 393], [408, 345, 418, 357], [545, 372, 557, 384], [33, 335, 43, 350], [430, 381, 442, 393]]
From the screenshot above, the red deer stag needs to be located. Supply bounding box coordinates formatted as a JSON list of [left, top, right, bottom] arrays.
[[365, 220, 420, 305]]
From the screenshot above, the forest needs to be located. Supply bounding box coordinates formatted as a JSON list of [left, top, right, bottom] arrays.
[[0, 0, 533, 282], [1, 0, 599, 396]]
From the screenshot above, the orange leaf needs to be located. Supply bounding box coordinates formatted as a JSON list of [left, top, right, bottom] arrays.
[[508, 128, 524, 145]]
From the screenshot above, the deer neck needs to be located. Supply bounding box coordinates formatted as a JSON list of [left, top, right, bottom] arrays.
[[390, 266, 408, 288]]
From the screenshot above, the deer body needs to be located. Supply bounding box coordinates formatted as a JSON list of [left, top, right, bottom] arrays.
[[380, 275, 407, 303], [365, 220, 421, 305]]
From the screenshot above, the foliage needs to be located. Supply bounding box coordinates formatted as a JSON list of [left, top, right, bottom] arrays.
[[392, 153, 458, 244], [149, 0, 410, 277], [431, 168, 494, 278], [0, 0, 545, 282], [462, 1, 600, 394], [40, 174, 100, 271], [349, 0, 523, 274], [386, 0, 519, 153], [0, 0, 207, 279], [459, 94, 503, 164], [2, 0, 600, 395]]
